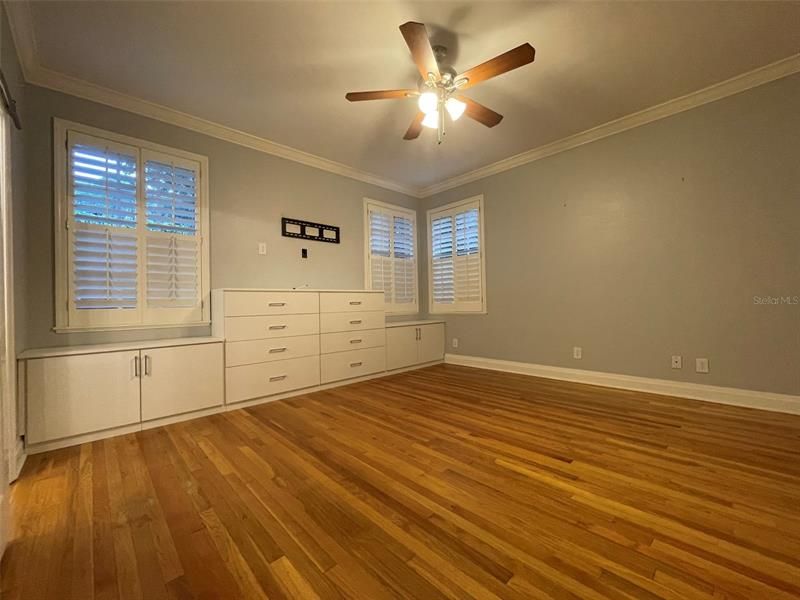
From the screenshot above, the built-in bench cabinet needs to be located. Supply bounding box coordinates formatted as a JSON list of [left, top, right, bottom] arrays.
[[19, 338, 224, 452], [18, 290, 446, 453], [386, 321, 445, 370]]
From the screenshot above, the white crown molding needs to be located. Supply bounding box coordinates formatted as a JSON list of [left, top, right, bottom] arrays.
[[3, 1, 421, 198], [6, 0, 800, 200], [445, 354, 800, 415], [419, 53, 800, 197]]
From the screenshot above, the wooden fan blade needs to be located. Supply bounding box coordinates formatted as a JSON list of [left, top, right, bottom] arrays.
[[345, 90, 417, 102], [403, 112, 425, 140], [458, 96, 503, 128], [399, 21, 440, 81], [458, 43, 535, 90]]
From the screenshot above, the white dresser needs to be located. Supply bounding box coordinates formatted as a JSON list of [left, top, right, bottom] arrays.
[[212, 289, 386, 404]]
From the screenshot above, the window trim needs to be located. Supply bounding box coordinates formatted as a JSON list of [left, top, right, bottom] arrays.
[[363, 198, 419, 315], [426, 194, 487, 315], [53, 118, 211, 332]]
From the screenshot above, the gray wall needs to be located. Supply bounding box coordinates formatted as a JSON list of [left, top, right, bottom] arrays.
[[20, 86, 418, 350], [422, 73, 800, 396], [1, 8, 27, 358]]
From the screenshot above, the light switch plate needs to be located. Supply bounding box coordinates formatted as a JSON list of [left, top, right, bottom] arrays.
[[695, 358, 709, 373], [257, 242, 267, 255]]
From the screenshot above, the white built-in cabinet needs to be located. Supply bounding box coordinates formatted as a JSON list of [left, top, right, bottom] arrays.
[[19, 292, 446, 454], [386, 322, 445, 370], [20, 338, 223, 452], [212, 288, 387, 403]]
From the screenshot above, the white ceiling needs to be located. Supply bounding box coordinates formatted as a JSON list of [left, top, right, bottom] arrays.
[[20, 1, 800, 190]]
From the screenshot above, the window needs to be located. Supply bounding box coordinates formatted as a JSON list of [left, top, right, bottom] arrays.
[[54, 120, 210, 331], [427, 195, 486, 313], [364, 199, 418, 314]]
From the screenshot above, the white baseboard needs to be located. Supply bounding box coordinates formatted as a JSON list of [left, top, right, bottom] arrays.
[[444, 354, 800, 415]]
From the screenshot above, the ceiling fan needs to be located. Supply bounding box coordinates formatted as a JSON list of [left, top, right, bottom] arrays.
[[345, 22, 535, 144]]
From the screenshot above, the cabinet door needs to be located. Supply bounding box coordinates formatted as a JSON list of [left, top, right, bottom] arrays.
[[141, 343, 223, 421], [386, 326, 420, 370], [26, 351, 141, 444], [418, 324, 445, 364]]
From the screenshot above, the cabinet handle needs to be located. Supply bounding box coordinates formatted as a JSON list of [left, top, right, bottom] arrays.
[[349, 319, 362, 325], [349, 301, 362, 305], [349, 338, 362, 344], [349, 361, 362, 368], [144, 354, 152, 376], [418, 327, 422, 341], [268, 302, 286, 307], [269, 324, 287, 330], [134, 355, 140, 378], [269, 374, 287, 382], [268, 347, 287, 353]]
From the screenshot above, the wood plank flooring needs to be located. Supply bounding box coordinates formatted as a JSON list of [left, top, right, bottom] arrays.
[[3, 363, 800, 599]]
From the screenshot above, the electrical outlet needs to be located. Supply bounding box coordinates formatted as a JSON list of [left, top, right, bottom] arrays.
[[695, 358, 709, 373], [257, 242, 267, 255], [573, 346, 582, 360], [671, 355, 682, 369], [451, 338, 459, 349]]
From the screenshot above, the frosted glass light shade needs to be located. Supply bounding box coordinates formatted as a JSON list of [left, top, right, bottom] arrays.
[[418, 91, 438, 114], [445, 97, 466, 120], [421, 111, 439, 129]]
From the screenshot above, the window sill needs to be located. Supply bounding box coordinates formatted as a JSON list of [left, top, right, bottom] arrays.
[[385, 308, 420, 317], [53, 321, 211, 334]]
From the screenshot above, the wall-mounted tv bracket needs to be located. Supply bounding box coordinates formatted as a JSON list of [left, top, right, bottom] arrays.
[[281, 217, 340, 244]]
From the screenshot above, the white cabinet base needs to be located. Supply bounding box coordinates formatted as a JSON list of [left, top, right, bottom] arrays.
[[26, 351, 142, 445], [141, 343, 224, 421]]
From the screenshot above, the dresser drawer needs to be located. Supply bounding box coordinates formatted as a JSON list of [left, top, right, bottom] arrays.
[[320, 311, 384, 334], [226, 356, 320, 404], [223, 290, 318, 317], [225, 334, 319, 367], [321, 347, 386, 384], [224, 314, 319, 342], [319, 292, 384, 313], [320, 328, 385, 355]]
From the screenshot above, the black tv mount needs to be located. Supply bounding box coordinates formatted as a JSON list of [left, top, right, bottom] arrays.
[[281, 217, 340, 244]]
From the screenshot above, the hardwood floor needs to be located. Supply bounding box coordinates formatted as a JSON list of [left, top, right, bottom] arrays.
[[3, 364, 800, 599]]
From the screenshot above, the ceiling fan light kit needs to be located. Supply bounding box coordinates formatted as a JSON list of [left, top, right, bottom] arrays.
[[346, 21, 535, 144]]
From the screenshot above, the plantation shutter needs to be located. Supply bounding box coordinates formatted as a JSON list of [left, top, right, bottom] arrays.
[[67, 132, 141, 326], [366, 202, 418, 313], [58, 124, 209, 331], [368, 209, 393, 305], [143, 151, 202, 322], [429, 198, 485, 313]]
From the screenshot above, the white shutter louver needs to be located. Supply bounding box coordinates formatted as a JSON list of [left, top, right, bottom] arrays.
[[369, 209, 393, 305], [366, 202, 418, 313], [69, 136, 139, 314], [392, 215, 416, 306], [428, 197, 485, 313], [73, 228, 138, 309], [144, 155, 201, 310]]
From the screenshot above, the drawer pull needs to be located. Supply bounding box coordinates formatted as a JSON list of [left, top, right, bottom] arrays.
[[268, 347, 287, 353], [349, 319, 362, 325], [269, 374, 287, 382], [268, 302, 286, 307], [349, 339, 363, 344], [349, 301, 362, 306], [350, 361, 363, 368], [269, 324, 287, 330]]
